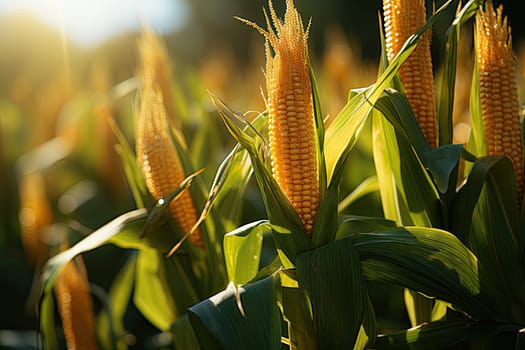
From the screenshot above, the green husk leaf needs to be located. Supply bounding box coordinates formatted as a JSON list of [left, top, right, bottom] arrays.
[[211, 93, 310, 267], [39, 288, 58, 350], [311, 171, 339, 247], [108, 116, 149, 208], [466, 49, 485, 158], [436, 0, 483, 147], [310, 66, 327, 199], [188, 275, 281, 350], [211, 144, 253, 232]]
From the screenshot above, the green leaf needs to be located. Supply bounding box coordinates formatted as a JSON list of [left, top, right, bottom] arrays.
[[374, 89, 463, 194], [338, 176, 380, 213], [336, 215, 396, 240], [134, 249, 176, 331], [311, 172, 340, 247], [109, 117, 148, 209], [453, 156, 519, 240], [97, 254, 136, 350], [223, 220, 269, 285], [453, 156, 525, 321], [436, 0, 483, 147], [162, 255, 202, 316], [39, 289, 58, 350], [324, 87, 378, 185], [310, 66, 327, 199], [424, 145, 462, 195], [372, 109, 441, 227], [372, 110, 401, 223], [171, 314, 200, 350], [350, 227, 495, 320], [188, 275, 281, 350], [41, 208, 148, 293], [40, 164, 204, 291], [404, 289, 434, 326], [280, 284, 315, 349], [375, 319, 522, 349], [466, 50, 485, 158], [211, 144, 253, 232], [374, 89, 429, 154], [296, 241, 375, 349]]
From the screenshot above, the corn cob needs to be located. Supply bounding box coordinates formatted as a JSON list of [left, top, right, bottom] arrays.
[[138, 29, 181, 133], [241, 0, 319, 234], [475, 1, 523, 203], [54, 256, 99, 350], [383, 0, 438, 148], [94, 102, 126, 194], [136, 83, 203, 248], [18, 172, 52, 267]]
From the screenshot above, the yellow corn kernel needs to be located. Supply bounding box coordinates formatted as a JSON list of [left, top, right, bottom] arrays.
[[138, 29, 181, 132], [475, 1, 523, 202], [18, 172, 52, 267], [54, 256, 98, 350], [135, 83, 203, 248], [383, 0, 437, 148], [242, 0, 319, 234]]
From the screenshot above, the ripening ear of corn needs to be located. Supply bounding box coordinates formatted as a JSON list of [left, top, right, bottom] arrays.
[[135, 82, 203, 248], [18, 172, 52, 267], [240, 0, 320, 235], [383, 0, 438, 148], [475, 1, 523, 205], [54, 255, 99, 350], [138, 29, 181, 132], [136, 29, 203, 248]]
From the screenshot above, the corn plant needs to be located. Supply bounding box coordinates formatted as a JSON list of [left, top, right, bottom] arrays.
[[37, 28, 255, 349], [370, 0, 525, 347]]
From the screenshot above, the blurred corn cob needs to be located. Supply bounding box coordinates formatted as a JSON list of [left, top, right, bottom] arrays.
[[54, 255, 99, 350], [18, 172, 52, 267], [138, 29, 181, 133], [475, 1, 523, 204], [383, 0, 438, 148], [240, 0, 320, 234], [90, 60, 126, 195], [136, 53, 203, 247]]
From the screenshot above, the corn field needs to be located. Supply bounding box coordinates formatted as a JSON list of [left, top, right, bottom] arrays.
[[2, 0, 525, 349]]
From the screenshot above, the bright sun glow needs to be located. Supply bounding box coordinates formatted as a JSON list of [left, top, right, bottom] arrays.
[[0, 0, 189, 47]]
